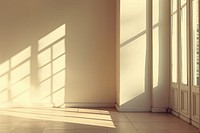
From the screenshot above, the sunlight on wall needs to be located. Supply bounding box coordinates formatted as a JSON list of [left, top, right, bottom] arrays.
[[0, 70, 9, 103], [11, 61, 30, 84], [11, 46, 31, 68], [120, 0, 146, 44], [0, 61, 9, 76], [0, 46, 31, 105], [120, 0, 147, 105], [37, 24, 66, 107], [38, 24, 65, 51], [120, 34, 146, 105], [153, 0, 159, 88], [0, 108, 115, 128], [0, 61, 9, 102], [0, 24, 66, 107]]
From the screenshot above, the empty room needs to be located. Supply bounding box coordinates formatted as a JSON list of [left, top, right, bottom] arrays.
[[0, 0, 199, 133]]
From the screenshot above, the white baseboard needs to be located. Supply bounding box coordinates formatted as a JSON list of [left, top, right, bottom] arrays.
[[192, 120, 199, 128], [151, 107, 167, 113], [115, 104, 151, 112], [179, 114, 191, 123], [65, 102, 115, 108], [171, 110, 179, 117], [171, 110, 190, 123]]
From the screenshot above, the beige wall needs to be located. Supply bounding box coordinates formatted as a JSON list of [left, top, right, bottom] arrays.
[[0, 0, 170, 110], [0, 0, 116, 107], [116, 0, 152, 111], [152, 0, 170, 112], [116, 0, 170, 111]]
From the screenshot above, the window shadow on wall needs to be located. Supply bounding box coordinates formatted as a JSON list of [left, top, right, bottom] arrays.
[[0, 24, 66, 107], [0, 47, 31, 105], [119, 0, 151, 109], [119, 0, 169, 110], [37, 24, 66, 107]]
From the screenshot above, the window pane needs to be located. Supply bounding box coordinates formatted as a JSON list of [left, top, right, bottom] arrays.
[[180, 6, 188, 85], [171, 0, 177, 13], [171, 13, 178, 83], [181, 0, 186, 6], [192, 0, 199, 86]]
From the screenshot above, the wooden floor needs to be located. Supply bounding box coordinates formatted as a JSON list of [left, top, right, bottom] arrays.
[[0, 107, 198, 133]]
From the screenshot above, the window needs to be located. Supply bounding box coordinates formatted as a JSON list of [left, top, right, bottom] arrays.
[[180, 0, 188, 85], [171, 0, 178, 83], [192, 0, 199, 86]]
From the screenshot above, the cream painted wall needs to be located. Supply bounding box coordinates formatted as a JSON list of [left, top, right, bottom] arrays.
[[117, 0, 152, 111], [0, 0, 116, 107], [0, 0, 170, 109], [152, 0, 170, 112], [116, 0, 170, 112]]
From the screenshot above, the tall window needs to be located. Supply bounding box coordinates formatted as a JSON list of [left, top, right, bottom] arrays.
[[180, 0, 188, 85], [171, 0, 178, 83], [192, 0, 199, 86]]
